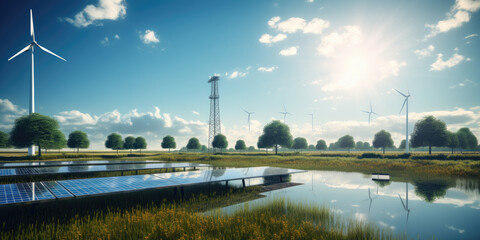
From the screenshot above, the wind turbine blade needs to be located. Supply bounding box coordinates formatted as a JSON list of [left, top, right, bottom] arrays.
[[395, 89, 407, 98], [361, 110, 370, 114], [368, 113, 371, 124], [407, 90, 410, 96], [370, 103, 372, 112], [8, 44, 32, 61], [399, 98, 407, 114], [36, 43, 66, 61], [244, 110, 249, 114], [398, 194, 407, 210], [372, 112, 379, 115], [284, 104, 287, 112], [30, 9, 35, 41]]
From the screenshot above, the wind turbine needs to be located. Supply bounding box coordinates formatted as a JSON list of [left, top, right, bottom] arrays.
[[361, 103, 378, 124], [308, 113, 314, 132], [398, 182, 411, 223], [279, 105, 292, 123], [395, 89, 411, 154], [8, 9, 66, 156], [244, 110, 254, 131]]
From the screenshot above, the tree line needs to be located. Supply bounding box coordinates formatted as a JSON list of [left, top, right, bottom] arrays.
[[1, 113, 478, 156]]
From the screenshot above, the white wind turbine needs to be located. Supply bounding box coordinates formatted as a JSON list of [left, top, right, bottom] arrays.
[[361, 103, 378, 124], [8, 9, 66, 156], [279, 105, 292, 124], [398, 182, 411, 223], [308, 113, 314, 132], [244, 110, 254, 131], [395, 89, 411, 154]]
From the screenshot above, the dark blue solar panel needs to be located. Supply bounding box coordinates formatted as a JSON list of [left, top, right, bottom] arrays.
[[0, 160, 163, 168], [41, 182, 73, 199], [0, 182, 55, 205]]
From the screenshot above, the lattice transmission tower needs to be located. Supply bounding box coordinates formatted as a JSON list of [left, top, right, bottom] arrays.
[[208, 76, 221, 150]]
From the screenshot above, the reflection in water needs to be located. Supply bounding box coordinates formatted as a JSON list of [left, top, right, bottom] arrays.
[[414, 179, 449, 202], [398, 182, 411, 223]]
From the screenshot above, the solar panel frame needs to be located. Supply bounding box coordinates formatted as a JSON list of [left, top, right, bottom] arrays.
[[0, 182, 55, 205], [0, 160, 164, 169]]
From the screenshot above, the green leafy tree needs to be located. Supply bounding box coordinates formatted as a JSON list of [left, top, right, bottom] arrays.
[[316, 140, 327, 151], [123, 136, 136, 153], [356, 141, 364, 150], [456, 128, 478, 151], [161, 135, 176, 152], [10, 113, 61, 156], [308, 144, 315, 150], [43, 130, 66, 153], [446, 131, 459, 154], [399, 140, 411, 150], [235, 140, 247, 151], [187, 137, 201, 151], [372, 130, 394, 154], [410, 116, 447, 154], [292, 137, 308, 151], [134, 137, 147, 153], [257, 120, 293, 155], [338, 135, 355, 153], [212, 134, 228, 152], [201, 145, 208, 152], [105, 133, 124, 154], [363, 142, 371, 150], [0, 131, 11, 148], [67, 130, 90, 153], [248, 146, 255, 151]]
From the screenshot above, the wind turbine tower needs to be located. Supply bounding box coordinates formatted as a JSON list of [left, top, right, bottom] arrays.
[[279, 105, 292, 124], [208, 76, 221, 150], [244, 110, 254, 131], [308, 113, 314, 132], [361, 103, 378, 124], [395, 89, 411, 154], [8, 9, 66, 156]]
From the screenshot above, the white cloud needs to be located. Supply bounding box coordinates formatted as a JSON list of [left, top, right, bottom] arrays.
[[380, 60, 407, 79], [55, 110, 97, 126], [268, 16, 329, 35], [465, 33, 478, 39], [310, 80, 322, 85], [279, 46, 299, 56], [430, 48, 466, 71], [425, 0, 480, 39], [258, 33, 287, 44], [317, 26, 361, 57], [414, 45, 435, 57], [320, 96, 343, 101], [0, 99, 25, 114], [226, 71, 247, 79], [65, 0, 126, 28], [192, 111, 200, 116], [140, 30, 160, 44], [0, 99, 27, 130], [446, 225, 466, 234], [307, 0, 315, 2], [257, 66, 277, 72], [100, 36, 109, 45], [114, 34, 120, 39], [449, 79, 478, 88]]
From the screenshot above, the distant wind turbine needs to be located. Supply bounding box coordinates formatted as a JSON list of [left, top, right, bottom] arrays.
[[395, 89, 411, 154], [279, 105, 292, 124], [361, 103, 378, 124], [308, 113, 314, 132], [8, 9, 66, 156], [244, 110, 254, 131]]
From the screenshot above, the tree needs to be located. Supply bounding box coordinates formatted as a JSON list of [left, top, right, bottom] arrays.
[[410, 116, 447, 154], [43, 130, 66, 153], [363, 142, 371, 150], [257, 120, 293, 155], [372, 130, 394, 154], [446, 131, 459, 154], [10, 113, 60, 156], [105, 133, 123, 154], [248, 146, 255, 151], [67, 130, 90, 153], [212, 134, 228, 152], [338, 135, 355, 153], [257, 135, 268, 153], [292, 137, 308, 151], [235, 140, 247, 152], [201, 145, 208, 152], [456, 128, 478, 151], [316, 140, 327, 151], [187, 137, 201, 151], [161, 135, 176, 152], [356, 141, 364, 150], [134, 137, 147, 153], [0, 131, 11, 148], [123, 136, 136, 153]]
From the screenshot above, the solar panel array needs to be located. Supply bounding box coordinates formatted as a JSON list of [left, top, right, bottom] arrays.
[[0, 160, 163, 168], [0, 167, 305, 205], [0, 163, 209, 177]]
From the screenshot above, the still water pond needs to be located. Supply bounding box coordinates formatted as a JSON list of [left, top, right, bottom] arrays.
[[221, 170, 480, 239]]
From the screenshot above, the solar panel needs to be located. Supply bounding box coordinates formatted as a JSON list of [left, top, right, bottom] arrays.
[[0, 182, 55, 205], [0, 167, 305, 205], [0, 160, 163, 168], [0, 163, 210, 177]]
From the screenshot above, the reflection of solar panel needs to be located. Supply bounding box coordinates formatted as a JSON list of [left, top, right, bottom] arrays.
[[0, 163, 210, 177], [0, 167, 305, 205], [0, 160, 163, 168]]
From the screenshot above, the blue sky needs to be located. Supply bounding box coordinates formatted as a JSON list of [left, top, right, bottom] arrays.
[[1, 0, 479, 150]]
